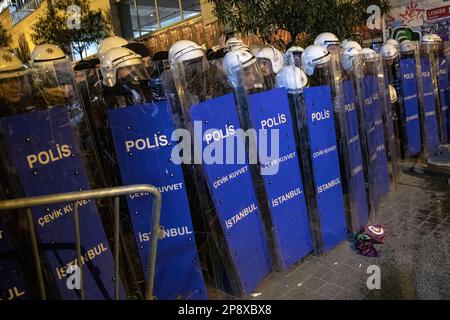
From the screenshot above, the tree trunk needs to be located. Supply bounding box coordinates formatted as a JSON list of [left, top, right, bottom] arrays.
[[47, 0, 56, 17], [75, 44, 84, 60], [286, 32, 299, 49]]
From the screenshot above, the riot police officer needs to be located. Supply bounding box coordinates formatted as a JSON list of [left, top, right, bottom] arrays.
[[0, 49, 39, 117], [254, 45, 284, 89]]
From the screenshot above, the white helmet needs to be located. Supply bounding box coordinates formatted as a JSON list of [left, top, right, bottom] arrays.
[[314, 32, 340, 49], [360, 48, 378, 61], [430, 34, 442, 42], [226, 37, 244, 47], [342, 47, 360, 71], [421, 34, 435, 44], [301, 45, 331, 76], [31, 44, 68, 66], [341, 40, 362, 51], [250, 44, 265, 56], [255, 45, 284, 74], [0, 49, 28, 80], [97, 36, 129, 60], [385, 39, 399, 49], [223, 49, 257, 87], [400, 40, 416, 54], [380, 44, 399, 60], [100, 47, 142, 87], [168, 40, 205, 68], [225, 37, 249, 52], [275, 66, 308, 93], [389, 85, 398, 103], [286, 46, 305, 55]]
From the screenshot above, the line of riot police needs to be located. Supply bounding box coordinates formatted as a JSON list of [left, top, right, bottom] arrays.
[[1, 31, 450, 300]]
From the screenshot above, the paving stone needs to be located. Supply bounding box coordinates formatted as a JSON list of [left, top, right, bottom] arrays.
[[285, 269, 311, 285], [301, 276, 327, 292], [297, 262, 332, 278], [320, 272, 352, 287], [286, 287, 329, 300], [317, 283, 344, 299], [343, 278, 365, 292], [248, 173, 450, 300]]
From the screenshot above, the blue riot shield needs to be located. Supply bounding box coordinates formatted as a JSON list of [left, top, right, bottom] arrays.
[[381, 67, 401, 189], [399, 44, 423, 157], [334, 52, 371, 233], [276, 60, 347, 252], [438, 53, 449, 143], [0, 106, 124, 300], [354, 54, 391, 212], [419, 53, 440, 152], [0, 217, 29, 300], [229, 58, 313, 270], [246, 89, 313, 268], [108, 101, 207, 300], [303, 84, 347, 251], [92, 56, 208, 300], [341, 78, 370, 230], [0, 59, 124, 300], [170, 56, 272, 297], [317, 47, 369, 236]]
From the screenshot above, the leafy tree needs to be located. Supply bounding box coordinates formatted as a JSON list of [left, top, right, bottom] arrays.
[[0, 23, 12, 48], [31, 0, 112, 59], [210, 0, 390, 49]]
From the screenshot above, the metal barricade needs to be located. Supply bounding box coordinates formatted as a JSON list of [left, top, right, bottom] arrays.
[[0, 184, 162, 301]]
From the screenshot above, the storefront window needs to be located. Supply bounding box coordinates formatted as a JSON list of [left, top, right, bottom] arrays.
[[181, 0, 201, 19], [119, 0, 201, 39], [8, 0, 44, 25]]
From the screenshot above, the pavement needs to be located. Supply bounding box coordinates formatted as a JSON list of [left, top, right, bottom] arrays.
[[250, 172, 450, 300]]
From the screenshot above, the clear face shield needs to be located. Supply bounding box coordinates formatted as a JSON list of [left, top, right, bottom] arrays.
[[172, 55, 210, 107], [421, 42, 439, 66], [275, 64, 308, 148], [182, 56, 209, 93], [32, 60, 81, 108], [239, 61, 266, 94], [292, 53, 302, 69], [149, 59, 171, 102], [0, 72, 37, 115], [444, 41, 450, 61], [309, 58, 334, 87], [382, 54, 401, 86], [74, 69, 88, 87], [256, 57, 276, 89], [381, 52, 403, 160], [400, 41, 420, 60], [105, 61, 152, 108], [229, 56, 267, 132], [173, 54, 233, 113], [434, 39, 444, 57], [117, 63, 149, 85]]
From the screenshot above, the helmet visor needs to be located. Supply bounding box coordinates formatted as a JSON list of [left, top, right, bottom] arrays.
[[256, 57, 274, 76], [32, 60, 79, 107], [0, 73, 36, 113], [117, 63, 150, 85], [240, 61, 265, 92]]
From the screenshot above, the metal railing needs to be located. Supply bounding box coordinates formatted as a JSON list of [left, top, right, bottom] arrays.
[[0, 184, 162, 300]]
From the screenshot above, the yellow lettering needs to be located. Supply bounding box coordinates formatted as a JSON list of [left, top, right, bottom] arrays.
[[26, 155, 37, 169], [61, 145, 71, 157]]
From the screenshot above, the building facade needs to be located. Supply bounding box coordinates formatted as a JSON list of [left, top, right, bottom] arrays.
[[0, 0, 219, 60]]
